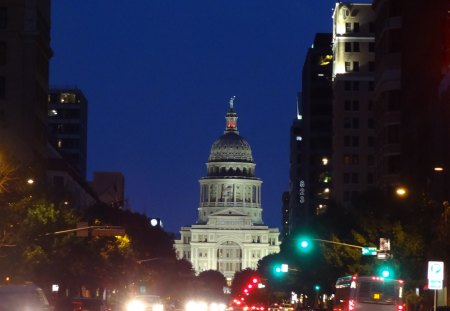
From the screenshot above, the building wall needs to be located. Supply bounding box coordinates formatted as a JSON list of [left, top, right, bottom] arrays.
[[331, 3, 376, 205], [0, 0, 52, 176], [48, 88, 88, 179]]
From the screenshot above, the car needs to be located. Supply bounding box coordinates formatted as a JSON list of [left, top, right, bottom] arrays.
[[250, 304, 266, 310], [268, 304, 280, 311], [0, 283, 53, 311], [125, 294, 164, 311], [71, 297, 113, 311], [280, 304, 294, 311]]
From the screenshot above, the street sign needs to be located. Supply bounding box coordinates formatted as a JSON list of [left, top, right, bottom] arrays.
[[379, 238, 390, 251], [428, 261, 444, 281], [428, 280, 443, 290], [362, 247, 377, 256]]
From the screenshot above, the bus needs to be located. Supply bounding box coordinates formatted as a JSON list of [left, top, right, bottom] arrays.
[[333, 275, 405, 311]]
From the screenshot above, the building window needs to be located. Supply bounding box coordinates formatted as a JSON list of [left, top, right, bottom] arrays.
[[344, 118, 352, 129], [369, 22, 375, 33], [345, 42, 352, 52], [353, 22, 360, 32], [345, 22, 352, 33], [369, 42, 375, 52], [353, 42, 360, 52], [368, 155, 375, 166], [344, 136, 351, 147], [352, 118, 359, 129], [344, 155, 351, 165], [369, 62, 375, 72], [353, 81, 359, 91], [368, 118, 375, 129], [368, 81, 374, 91], [345, 81, 351, 91], [345, 100, 351, 111], [353, 61, 359, 72], [352, 173, 359, 183], [344, 173, 350, 184], [368, 100, 374, 111], [345, 62, 351, 72], [0, 8, 6, 30], [353, 100, 359, 111], [368, 136, 375, 147], [367, 173, 374, 184], [352, 136, 359, 147], [352, 154, 359, 165]]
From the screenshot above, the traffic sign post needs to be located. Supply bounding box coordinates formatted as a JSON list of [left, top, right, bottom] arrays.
[[427, 261, 444, 311]]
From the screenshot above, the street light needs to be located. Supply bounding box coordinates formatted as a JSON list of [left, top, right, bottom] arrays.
[[395, 187, 407, 197]]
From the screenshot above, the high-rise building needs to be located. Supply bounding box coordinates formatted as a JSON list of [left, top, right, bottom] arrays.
[[331, 3, 375, 205], [372, 0, 450, 202], [48, 88, 88, 179], [0, 0, 52, 176], [287, 33, 333, 233], [174, 99, 280, 281]]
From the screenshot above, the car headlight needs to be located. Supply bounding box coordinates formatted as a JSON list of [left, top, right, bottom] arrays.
[[126, 299, 146, 311], [153, 303, 164, 311], [210, 302, 226, 311], [186, 301, 208, 311]]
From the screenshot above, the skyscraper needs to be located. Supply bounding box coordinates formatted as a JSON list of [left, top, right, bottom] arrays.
[[373, 0, 450, 202], [0, 0, 52, 176], [48, 88, 88, 179], [288, 33, 333, 233], [331, 3, 375, 205], [174, 99, 280, 281]]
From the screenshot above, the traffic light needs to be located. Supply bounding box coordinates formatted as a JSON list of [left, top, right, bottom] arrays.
[[298, 237, 312, 252], [377, 265, 394, 279], [273, 263, 288, 275], [314, 285, 321, 291]]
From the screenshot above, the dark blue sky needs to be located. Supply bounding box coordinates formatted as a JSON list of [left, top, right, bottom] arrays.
[[50, 0, 370, 233]]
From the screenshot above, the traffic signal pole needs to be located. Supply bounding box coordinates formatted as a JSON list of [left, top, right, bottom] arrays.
[[312, 238, 364, 250]]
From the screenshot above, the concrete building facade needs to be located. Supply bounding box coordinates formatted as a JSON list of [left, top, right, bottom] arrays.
[[331, 3, 376, 205]]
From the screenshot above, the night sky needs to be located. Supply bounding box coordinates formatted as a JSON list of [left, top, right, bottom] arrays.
[[50, 0, 371, 234]]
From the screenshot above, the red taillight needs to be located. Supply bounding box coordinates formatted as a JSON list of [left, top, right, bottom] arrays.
[[349, 299, 355, 311], [397, 304, 405, 311]]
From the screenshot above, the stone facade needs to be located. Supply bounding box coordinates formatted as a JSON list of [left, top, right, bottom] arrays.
[[174, 99, 280, 280]]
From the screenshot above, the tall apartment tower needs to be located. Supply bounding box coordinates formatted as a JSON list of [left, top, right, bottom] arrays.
[[373, 0, 450, 202], [288, 33, 333, 233], [331, 3, 376, 205], [48, 88, 88, 179], [0, 1, 52, 174]]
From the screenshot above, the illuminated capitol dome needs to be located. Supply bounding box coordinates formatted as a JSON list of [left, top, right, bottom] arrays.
[[174, 97, 280, 281]]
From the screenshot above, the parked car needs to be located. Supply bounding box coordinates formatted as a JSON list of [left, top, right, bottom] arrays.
[[71, 297, 112, 311], [0, 283, 53, 311]]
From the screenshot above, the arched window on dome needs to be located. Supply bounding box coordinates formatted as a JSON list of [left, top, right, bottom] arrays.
[[221, 167, 226, 176], [252, 185, 257, 203], [243, 168, 247, 176]]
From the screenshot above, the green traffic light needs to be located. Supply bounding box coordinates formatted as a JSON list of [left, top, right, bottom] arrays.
[[298, 237, 312, 252], [377, 265, 394, 279], [382, 270, 390, 278], [314, 285, 320, 291]]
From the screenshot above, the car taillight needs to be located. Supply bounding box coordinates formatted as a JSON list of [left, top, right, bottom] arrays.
[[397, 304, 404, 311], [349, 299, 355, 311]]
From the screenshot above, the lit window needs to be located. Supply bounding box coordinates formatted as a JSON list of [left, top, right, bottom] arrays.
[[322, 158, 328, 165], [296, 136, 302, 141], [57, 139, 63, 148]]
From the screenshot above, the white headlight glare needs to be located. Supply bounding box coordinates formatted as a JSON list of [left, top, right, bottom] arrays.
[[126, 299, 146, 311], [153, 303, 164, 311]]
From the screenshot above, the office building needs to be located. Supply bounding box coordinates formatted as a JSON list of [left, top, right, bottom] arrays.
[[331, 3, 375, 205], [48, 88, 88, 179]]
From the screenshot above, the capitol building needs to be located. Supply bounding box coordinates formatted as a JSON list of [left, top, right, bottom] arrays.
[[174, 98, 280, 280]]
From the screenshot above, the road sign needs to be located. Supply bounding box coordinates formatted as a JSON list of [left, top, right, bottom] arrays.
[[379, 238, 390, 251], [428, 279, 443, 290], [428, 261, 444, 281], [362, 247, 377, 256]]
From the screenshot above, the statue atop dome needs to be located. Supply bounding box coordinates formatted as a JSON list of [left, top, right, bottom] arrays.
[[229, 96, 235, 109]]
